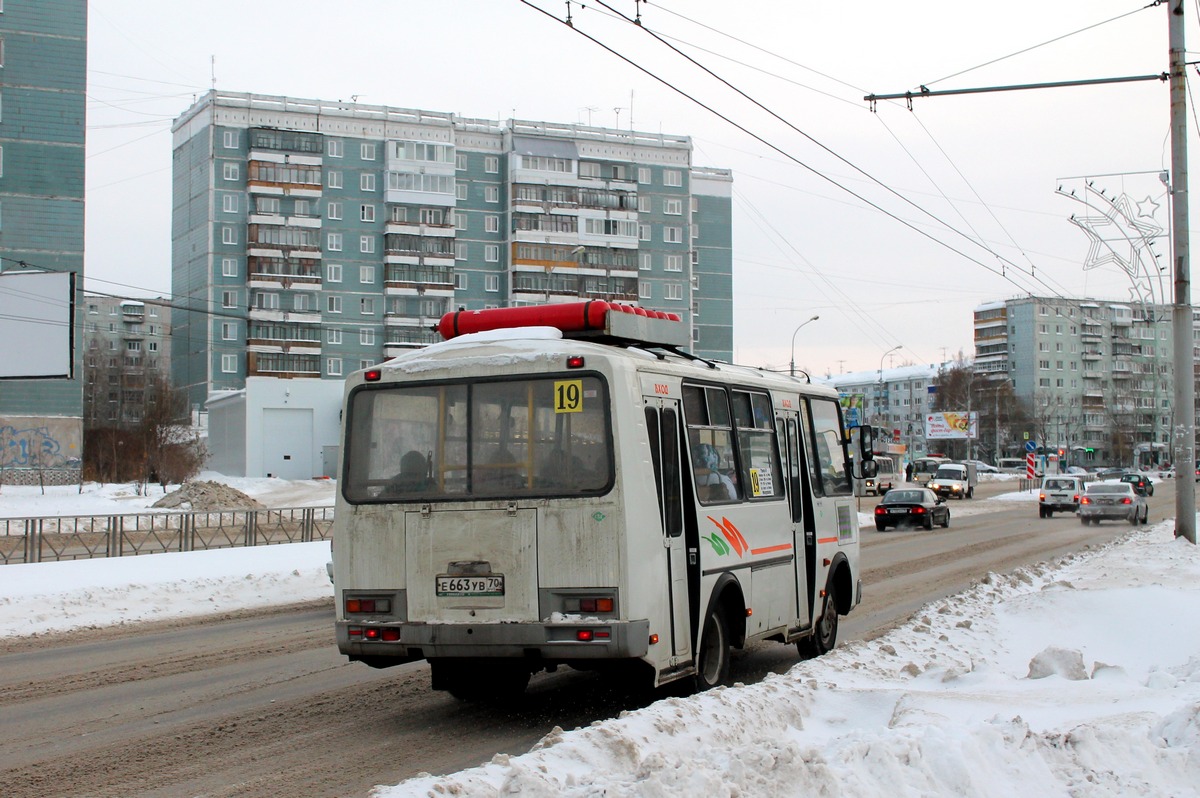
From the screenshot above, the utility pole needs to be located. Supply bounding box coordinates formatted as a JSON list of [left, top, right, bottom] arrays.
[[1169, 0, 1196, 543]]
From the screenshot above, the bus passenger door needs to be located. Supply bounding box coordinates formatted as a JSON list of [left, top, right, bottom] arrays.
[[644, 399, 690, 660], [779, 413, 811, 626]]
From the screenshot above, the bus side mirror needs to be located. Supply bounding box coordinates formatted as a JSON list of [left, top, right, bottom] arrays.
[[861, 459, 878, 478], [859, 425, 874, 454]]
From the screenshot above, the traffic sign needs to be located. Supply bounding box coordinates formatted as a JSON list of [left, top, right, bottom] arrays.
[[1025, 440, 1037, 453]]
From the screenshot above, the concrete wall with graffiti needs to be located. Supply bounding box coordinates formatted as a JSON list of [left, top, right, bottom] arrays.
[[0, 416, 83, 481]]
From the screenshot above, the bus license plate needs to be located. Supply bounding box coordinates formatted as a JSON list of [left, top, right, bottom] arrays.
[[436, 575, 505, 597]]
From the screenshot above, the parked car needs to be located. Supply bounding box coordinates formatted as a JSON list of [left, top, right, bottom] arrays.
[[1119, 471, 1154, 496], [1095, 467, 1126, 480], [873, 487, 950, 531], [1079, 481, 1148, 525], [1039, 475, 1084, 518]]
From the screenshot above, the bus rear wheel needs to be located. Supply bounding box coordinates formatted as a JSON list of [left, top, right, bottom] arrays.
[[798, 584, 839, 658], [694, 607, 731, 691]]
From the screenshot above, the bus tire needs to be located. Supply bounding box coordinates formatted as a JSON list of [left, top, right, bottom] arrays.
[[694, 607, 731, 691], [798, 584, 839, 658]]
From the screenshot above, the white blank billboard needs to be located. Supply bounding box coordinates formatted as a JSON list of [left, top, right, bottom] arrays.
[[0, 271, 75, 379]]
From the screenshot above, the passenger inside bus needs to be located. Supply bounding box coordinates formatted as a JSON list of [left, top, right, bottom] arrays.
[[692, 442, 738, 502], [474, 446, 525, 491], [389, 449, 432, 494]]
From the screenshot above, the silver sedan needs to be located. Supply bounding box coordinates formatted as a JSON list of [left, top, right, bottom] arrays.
[[1079, 481, 1148, 525]]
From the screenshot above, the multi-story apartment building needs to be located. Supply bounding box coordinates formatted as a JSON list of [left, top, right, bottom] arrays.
[[0, 1, 87, 481], [81, 295, 171, 426], [171, 91, 733, 409], [974, 296, 1176, 467]]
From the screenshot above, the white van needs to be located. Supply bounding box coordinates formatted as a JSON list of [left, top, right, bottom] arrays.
[[997, 457, 1026, 474]]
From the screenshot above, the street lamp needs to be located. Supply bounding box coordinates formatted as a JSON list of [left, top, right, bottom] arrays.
[[789, 315, 820, 377], [876, 345, 902, 425]]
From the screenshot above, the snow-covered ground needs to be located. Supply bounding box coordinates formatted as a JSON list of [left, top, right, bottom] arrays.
[[2, 477, 1197, 797]]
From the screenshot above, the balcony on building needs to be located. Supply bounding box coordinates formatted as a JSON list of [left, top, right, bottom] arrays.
[[383, 263, 455, 297], [246, 225, 323, 269], [512, 242, 638, 277], [120, 301, 145, 322], [383, 326, 443, 358], [246, 351, 321, 379], [1081, 320, 1103, 339], [511, 271, 639, 305], [246, 159, 323, 198], [246, 320, 322, 355], [247, 256, 322, 291], [384, 205, 456, 238], [384, 233, 455, 270]]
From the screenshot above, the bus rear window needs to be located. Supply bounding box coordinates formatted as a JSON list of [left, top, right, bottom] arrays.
[[342, 375, 612, 503]]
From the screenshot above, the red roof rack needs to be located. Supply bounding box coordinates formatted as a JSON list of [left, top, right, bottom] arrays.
[[436, 301, 688, 347]]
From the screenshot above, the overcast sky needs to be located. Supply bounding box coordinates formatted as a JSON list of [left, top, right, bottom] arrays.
[[84, 0, 1184, 374]]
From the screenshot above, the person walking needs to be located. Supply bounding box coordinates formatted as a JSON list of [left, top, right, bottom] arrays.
[[905, 461, 914, 483]]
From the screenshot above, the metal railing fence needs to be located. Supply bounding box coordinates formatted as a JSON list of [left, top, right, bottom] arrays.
[[0, 506, 335, 565]]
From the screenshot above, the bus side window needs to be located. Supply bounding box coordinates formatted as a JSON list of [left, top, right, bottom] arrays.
[[683, 385, 741, 504]]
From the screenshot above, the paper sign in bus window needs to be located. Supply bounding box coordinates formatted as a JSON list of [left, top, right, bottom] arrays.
[[750, 467, 774, 497], [554, 380, 584, 413]]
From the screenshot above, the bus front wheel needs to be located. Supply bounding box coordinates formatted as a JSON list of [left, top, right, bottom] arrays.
[[694, 608, 731, 691]]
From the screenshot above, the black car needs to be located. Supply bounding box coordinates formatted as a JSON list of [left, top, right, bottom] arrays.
[[874, 488, 950, 531], [1119, 471, 1154, 496], [1095, 467, 1126, 480]]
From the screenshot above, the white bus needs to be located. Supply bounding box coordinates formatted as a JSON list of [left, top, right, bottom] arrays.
[[332, 303, 872, 698]]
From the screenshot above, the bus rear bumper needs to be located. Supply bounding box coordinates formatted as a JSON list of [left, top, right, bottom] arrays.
[[336, 618, 651, 662]]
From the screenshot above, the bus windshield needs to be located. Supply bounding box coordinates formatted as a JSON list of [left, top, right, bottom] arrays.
[[342, 375, 612, 503]]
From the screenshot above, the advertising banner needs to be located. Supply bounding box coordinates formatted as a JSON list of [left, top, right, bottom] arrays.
[[839, 393, 866, 428], [925, 411, 978, 439]]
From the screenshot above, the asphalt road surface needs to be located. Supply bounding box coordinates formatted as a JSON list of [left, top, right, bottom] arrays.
[[0, 478, 1184, 798]]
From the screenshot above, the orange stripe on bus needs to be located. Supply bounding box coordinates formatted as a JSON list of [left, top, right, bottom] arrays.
[[816, 536, 840, 544], [749, 543, 793, 555]]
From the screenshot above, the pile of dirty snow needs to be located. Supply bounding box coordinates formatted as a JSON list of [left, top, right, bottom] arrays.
[[152, 480, 265, 511]]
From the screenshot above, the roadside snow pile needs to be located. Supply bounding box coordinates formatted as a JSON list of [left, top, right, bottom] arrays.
[[152, 480, 264, 511]]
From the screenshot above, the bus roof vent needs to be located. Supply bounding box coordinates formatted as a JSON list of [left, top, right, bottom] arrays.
[[435, 301, 689, 348]]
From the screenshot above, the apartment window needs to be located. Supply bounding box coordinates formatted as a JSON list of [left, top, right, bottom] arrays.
[[327, 263, 343, 282], [361, 204, 375, 223], [484, 244, 500, 262], [1039, 359, 1050, 369], [455, 153, 467, 170], [638, 224, 651, 242], [223, 162, 239, 181], [360, 328, 375, 345], [327, 295, 342, 313], [360, 359, 374, 371], [222, 354, 237, 373], [327, 232, 343, 251], [361, 142, 376, 160], [221, 322, 237, 340], [665, 283, 683, 300], [663, 169, 682, 187], [484, 186, 499, 203], [327, 201, 343, 220], [638, 167, 651, 184], [219, 258, 236, 277], [328, 140, 345, 158], [485, 215, 499, 233], [328, 171, 343, 189], [361, 297, 375, 315], [485, 155, 499, 173], [327, 329, 342, 345], [361, 173, 376, 192], [456, 181, 468, 201], [88, 304, 98, 315], [360, 235, 375, 254], [328, 358, 343, 377], [454, 211, 467, 231], [360, 265, 375, 284], [222, 194, 238, 214], [664, 226, 683, 243], [455, 242, 468, 261], [665, 254, 683, 272], [640, 282, 652, 299], [640, 253, 652, 271], [256, 196, 280, 215], [420, 208, 443, 225], [222, 290, 237, 308], [636, 195, 650, 213], [222, 226, 237, 245], [664, 198, 683, 215], [485, 274, 500, 292], [255, 292, 280, 310], [455, 272, 468, 290], [223, 130, 238, 149]]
